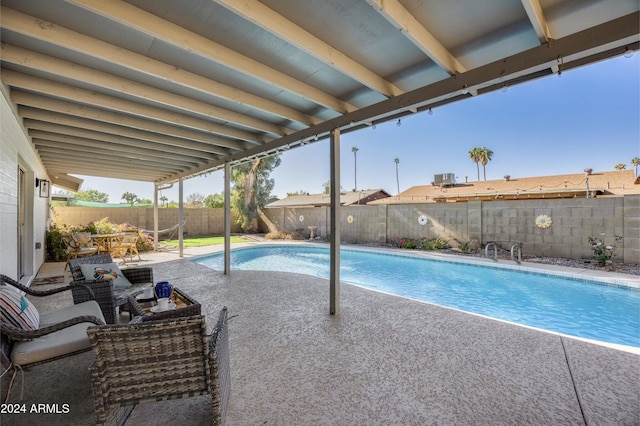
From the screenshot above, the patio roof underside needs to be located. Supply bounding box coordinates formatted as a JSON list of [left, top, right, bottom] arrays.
[[1, 0, 638, 190]]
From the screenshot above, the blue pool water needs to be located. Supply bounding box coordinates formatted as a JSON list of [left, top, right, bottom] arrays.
[[195, 245, 640, 347]]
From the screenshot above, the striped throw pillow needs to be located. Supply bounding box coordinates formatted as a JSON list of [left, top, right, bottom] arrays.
[[0, 287, 40, 330]]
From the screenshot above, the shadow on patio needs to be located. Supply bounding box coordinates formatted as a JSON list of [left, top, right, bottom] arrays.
[[2, 254, 639, 425]]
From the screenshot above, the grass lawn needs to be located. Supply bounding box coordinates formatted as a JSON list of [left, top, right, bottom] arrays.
[[161, 235, 251, 247]]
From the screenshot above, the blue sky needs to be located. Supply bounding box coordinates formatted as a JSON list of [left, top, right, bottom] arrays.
[[64, 54, 639, 203]]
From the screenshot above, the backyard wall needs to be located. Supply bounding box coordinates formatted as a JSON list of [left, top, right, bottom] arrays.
[[262, 195, 640, 264], [51, 206, 241, 237]]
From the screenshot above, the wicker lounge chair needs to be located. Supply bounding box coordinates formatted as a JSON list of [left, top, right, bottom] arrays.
[[68, 254, 154, 324], [87, 309, 230, 425], [0, 274, 105, 401]]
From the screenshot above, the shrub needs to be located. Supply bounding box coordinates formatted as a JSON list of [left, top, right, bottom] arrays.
[[420, 238, 448, 250], [588, 233, 623, 266]]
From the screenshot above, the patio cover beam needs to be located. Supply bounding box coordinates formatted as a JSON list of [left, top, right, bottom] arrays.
[[0, 44, 290, 137], [0, 6, 317, 126], [213, 0, 403, 98], [521, 0, 552, 43], [365, 0, 466, 74], [166, 11, 639, 183]]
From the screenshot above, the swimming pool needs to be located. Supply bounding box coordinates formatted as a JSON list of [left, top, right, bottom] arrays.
[[195, 245, 640, 347]]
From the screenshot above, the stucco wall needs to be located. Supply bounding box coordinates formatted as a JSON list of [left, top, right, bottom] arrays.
[[263, 195, 639, 264]]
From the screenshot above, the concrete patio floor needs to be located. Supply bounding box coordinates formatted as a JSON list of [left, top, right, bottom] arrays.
[[2, 244, 638, 425]]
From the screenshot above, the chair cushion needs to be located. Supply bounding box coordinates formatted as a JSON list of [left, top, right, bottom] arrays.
[[11, 301, 105, 366], [0, 287, 40, 330], [79, 263, 133, 290]]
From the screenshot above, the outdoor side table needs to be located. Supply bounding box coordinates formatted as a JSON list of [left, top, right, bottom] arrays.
[[128, 287, 201, 322]]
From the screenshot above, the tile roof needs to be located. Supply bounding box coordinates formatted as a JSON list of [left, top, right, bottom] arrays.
[[371, 170, 639, 204], [267, 189, 390, 207]]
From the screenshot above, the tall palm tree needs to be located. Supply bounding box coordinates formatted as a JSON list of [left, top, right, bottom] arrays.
[[479, 147, 494, 181], [614, 163, 626, 170], [632, 157, 640, 176], [352, 146, 359, 191], [394, 158, 400, 194], [160, 195, 168, 207], [468, 147, 482, 181]]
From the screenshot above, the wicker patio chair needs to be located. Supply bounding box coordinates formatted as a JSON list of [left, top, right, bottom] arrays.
[[0, 274, 106, 401], [87, 309, 230, 426], [68, 254, 154, 324]]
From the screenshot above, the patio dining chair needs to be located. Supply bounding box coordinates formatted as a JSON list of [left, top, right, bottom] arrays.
[[87, 309, 230, 425], [68, 254, 154, 324], [0, 274, 105, 402], [112, 231, 142, 262], [63, 232, 99, 270]]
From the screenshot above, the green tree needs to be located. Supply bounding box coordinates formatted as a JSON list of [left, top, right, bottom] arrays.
[[394, 157, 400, 194], [287, 190, 308, 196], [204, 193, 224, 208], [468, 147, 482, 181], [352, 146, 359, 191], [479, 147, 494, 181], [74, 188, 109, 203], [138, 198, 152, 205], [231, 155, 281, 232], [159, 195, 168, 207], [121, 192, 138, 206], [614, 163, 626, 170], [322, 181, 343, 194], [631, 157, 640, 176]]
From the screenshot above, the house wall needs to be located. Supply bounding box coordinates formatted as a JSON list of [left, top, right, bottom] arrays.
[[51, 206, 241, 236], [263, 195, 640, 264], [0, 90, 50, 281]]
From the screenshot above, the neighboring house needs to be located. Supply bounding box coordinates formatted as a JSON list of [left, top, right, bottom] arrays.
[[267, 189, 391, 208], [371, 170, 640, 204]]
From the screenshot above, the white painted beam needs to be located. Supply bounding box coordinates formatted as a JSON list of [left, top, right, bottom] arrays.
[[213, 0, 403, 98], [12, 93, 246, 153], [67, 0, 356, 115], [2, 69, 260, 146], [20, 111, 230, 156], [365, 0, 466, 75], [521, 0, 552, 43], [1, 44, 291, 137], [0, 6, 317, 126]]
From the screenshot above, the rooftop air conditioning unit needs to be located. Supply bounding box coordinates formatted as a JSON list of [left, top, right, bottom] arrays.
[[433, 173, 456, 187]]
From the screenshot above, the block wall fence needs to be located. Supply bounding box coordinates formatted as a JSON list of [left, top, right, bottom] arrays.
[[52, 195, 639, 264], [51, 206, 242, 237], [261, 195, 639, 264]]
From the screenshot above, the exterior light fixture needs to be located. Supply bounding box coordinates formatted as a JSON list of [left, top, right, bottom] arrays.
[[427, 108, 433, 116], [624, 47, 634, 58], [396, 119, 401, 127], [461, 85, 469, 95]]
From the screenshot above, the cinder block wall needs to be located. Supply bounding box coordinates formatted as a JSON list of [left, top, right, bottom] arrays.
[[263, 195, 638, 263], [52, 207, 241, 236]]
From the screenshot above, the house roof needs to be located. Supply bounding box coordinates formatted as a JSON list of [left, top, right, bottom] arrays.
[[1, 1, 637, 189], [267, 189, 390, 207], [371, 170, 640, 204]]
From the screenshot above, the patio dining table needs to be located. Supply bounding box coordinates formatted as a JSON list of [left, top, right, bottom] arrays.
[[91, 233, 127, 263]]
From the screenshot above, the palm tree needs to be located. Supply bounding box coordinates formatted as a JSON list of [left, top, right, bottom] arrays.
[[479, 147, 494, 181], [160, 195, 168, 207], [468, 147, 482, 181], [614, 163, 626, 170], [352, 146, 359, 191], [394, 158, 400, 194], [632, 157, 640, 176]]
